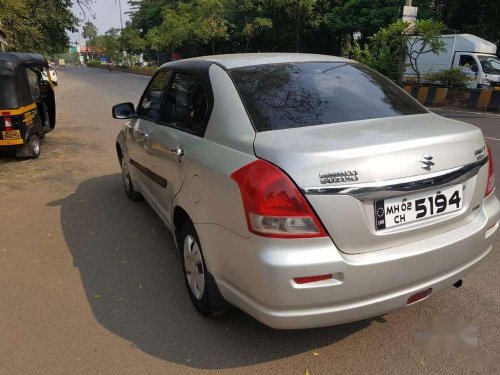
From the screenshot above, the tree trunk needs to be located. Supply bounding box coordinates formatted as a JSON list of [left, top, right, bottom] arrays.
[[296, 15, 300, 53], [245, 37, 250, 53], [414, 56, 421, 85], [397, 43, 406, 85], [349, 31, 354, 59], [211, 40, 215, 55]]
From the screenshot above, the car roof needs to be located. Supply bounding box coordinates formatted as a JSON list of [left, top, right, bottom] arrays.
[[162, 53, 353, 70]]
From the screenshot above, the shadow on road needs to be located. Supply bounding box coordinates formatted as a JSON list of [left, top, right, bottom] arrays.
[[49, 174, 373, 369]]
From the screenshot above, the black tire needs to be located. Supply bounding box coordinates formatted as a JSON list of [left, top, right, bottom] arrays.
[[29, 134, 40, 159], [120, 158, 142, 201], [180, 220, 230, 316]]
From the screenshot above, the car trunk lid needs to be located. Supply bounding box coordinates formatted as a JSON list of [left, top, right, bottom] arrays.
[[253, 113, 489, 254]]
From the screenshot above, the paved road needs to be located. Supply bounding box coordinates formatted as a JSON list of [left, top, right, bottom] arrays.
[[1, 67, 499, 375]]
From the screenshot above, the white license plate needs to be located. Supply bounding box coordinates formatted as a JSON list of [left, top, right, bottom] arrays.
[[375, 184, 464, 230]]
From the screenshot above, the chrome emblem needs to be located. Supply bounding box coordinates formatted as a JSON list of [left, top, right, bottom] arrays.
[[319, 170, 359, 184], [420, 154, 435, 171]]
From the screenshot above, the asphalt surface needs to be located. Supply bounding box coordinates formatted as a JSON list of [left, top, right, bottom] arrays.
[[1, 67, 499, 375]]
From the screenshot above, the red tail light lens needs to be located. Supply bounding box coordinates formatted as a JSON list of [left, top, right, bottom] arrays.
[[485, 144, 495, 197], [294, 274, 333, 284], [231, 160, 327, 238], [3, 117, 13, 131]]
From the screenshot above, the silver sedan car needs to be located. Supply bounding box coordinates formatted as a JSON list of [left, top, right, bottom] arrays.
[[113, 53, 500, 329]]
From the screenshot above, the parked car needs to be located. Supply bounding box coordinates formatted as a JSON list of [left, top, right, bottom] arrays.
[[42, 66, 58, 86], [405, 34, 500, 89], [113, 53, 500, 329]]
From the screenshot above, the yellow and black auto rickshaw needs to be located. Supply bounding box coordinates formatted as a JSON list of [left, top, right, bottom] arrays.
[[0, 53, 56, 158]]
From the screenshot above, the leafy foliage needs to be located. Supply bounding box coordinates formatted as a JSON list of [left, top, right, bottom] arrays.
[[0, 0, 78, 54], [362, 19, 446, 84], [405, 19, 446, 84], [425, 68, 470, 89], [88, 28, 122, 59], [352, 40, 399, 81], [72, 0, 497, 78], [82, 21, 98, 43]]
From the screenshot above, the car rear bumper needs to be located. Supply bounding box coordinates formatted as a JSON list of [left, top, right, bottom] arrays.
[[195, 193, 500, 329]]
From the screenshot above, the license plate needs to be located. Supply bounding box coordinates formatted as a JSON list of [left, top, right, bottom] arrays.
[[2, 130, 21, 140], [494, 86, 500, 91], [375, 184, 464, 230]]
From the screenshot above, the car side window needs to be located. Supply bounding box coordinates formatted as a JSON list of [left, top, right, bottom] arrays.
[[459, 55, 478, 72], [161, 72, 208, 135], [137, 71, 171, 122]]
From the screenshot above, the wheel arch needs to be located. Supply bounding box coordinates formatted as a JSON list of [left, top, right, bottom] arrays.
[[173, 205, 191, 246], [116, 142, 123, 163]]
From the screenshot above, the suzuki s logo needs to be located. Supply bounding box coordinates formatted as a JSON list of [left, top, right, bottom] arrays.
[[420, 154, 435, 171]]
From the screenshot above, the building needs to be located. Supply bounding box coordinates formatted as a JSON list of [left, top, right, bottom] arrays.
[[0, 21, 8, 52]]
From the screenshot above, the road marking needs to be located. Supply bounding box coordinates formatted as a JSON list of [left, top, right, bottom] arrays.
[[485, 137, 500, 142]]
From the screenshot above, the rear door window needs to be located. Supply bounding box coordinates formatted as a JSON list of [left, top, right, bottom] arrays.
[[230, 62, 427, 132], [160, 72, 208, 135], [137, 71, 171, 121]]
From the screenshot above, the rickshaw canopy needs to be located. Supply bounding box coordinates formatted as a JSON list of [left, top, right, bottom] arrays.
[[0, 53, 49, 110]]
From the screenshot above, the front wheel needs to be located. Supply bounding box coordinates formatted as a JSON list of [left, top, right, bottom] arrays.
[[121, 158, 142, 201]]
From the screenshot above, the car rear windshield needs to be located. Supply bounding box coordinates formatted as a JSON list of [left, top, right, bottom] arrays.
[[229, 62, 427, 132]]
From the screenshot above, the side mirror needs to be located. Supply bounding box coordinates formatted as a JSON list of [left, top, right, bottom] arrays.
[[112, 102, 135, 119]]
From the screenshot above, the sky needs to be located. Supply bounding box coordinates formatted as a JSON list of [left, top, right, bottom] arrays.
[[70, 0, 131, 46]]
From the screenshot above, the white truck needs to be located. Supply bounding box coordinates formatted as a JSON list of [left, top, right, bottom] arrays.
[[405, 34, 500, 89]]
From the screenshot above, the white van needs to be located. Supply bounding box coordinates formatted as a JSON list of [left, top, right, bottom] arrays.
[[405, 34, 500, 89]]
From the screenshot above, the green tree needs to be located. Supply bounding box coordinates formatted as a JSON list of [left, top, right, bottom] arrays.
[[0, 0, 78, 54], [146, 2, 195, 52], [275, 0, 317, 52], [128, 0, 175, 35], [121, 24, 146, 56], [325, 0, 401, 57], [405, 19, 446, 84], [366, 19, 446, 84], [82, 21, 97, 44], [89, 28, 122, 60], [229, 0, 273, 52], [194, 0, 230, 54]]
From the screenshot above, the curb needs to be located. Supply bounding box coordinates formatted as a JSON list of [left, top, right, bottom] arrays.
[[467, 89, 500, 112], [403, 86, 448, 106]]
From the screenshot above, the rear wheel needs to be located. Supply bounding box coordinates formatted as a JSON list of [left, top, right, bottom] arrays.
[[29, 134, 40, 159], [180, 221, 230, 316], [121, 158, 142, 201]]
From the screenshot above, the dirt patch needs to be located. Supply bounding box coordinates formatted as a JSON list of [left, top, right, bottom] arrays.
[[0, 127, 105, 190]]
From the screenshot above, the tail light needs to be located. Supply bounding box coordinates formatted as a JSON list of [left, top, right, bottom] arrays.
[[294, 274, 332, 284], [231, 159, 327, 238], [485, 144, 495, 197], [3, 117, 13, 131]]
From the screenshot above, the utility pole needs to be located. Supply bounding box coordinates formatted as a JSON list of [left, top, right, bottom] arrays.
[[117, 0, 127, 64]]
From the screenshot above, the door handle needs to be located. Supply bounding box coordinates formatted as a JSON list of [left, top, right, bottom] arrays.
[[139, 131, 150, 141], [169, 146, 185, 163]]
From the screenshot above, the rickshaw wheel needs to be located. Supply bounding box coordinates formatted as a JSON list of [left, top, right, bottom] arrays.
[[29, 135, 41, 159]]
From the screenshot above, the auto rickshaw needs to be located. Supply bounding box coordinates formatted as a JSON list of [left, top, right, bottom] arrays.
[[0, 53, 56, 158]]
